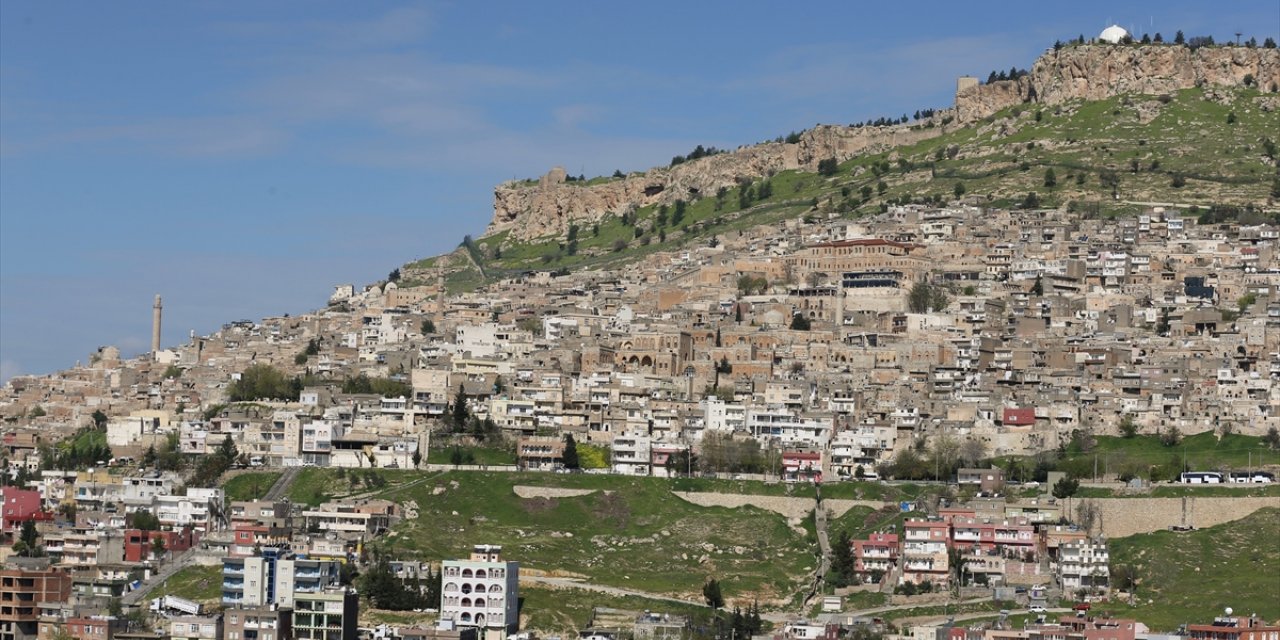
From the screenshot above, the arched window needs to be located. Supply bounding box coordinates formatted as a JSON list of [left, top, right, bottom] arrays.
[[460, 583, 472, 594], [461, 569, 473, 578], [475, 569, 487, 579], [460, 613, 471, 623], [460, 598, 471, 608], [444, 582, 458, 593], [488, 584, 503, 593], [475, 598, 486, 608]]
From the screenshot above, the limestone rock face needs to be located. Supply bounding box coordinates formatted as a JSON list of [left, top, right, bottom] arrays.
[[489, 124, 944, 240], [956, 44, 1280, 120], [490, 44, 1280, 242]]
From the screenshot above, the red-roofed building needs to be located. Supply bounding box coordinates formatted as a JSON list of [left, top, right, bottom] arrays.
[[1188, 614, 1279, 640], [782, 450, 822, 483], [852, 532, 898, 576], [1, 487, 44, 533], [1001, 407, 1036, 427]]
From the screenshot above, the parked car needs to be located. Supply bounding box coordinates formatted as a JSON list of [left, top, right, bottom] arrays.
[[1029, 604, 1047, 613], [1073, 602, 1092, 611]]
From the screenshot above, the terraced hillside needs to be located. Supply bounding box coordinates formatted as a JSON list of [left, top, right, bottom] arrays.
[[406, 86, 1279, 288]]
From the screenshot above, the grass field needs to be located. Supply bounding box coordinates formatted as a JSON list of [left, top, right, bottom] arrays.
[[425, 444, 517, 466], [372, 471, 821, 603], [999, 433, 1280, 483], [150, 565, 223, 604], [1103, 507, 1280, 631], [519, 584, 717, 636], [287, 467, 427, 507], [223, 472, 281, 502]]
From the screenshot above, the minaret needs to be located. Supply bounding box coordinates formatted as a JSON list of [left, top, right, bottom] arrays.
[[151, 295, 163, 356]]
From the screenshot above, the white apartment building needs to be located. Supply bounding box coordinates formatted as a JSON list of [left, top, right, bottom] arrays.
[[611, 432, 651, 476], [702, 397, 746, 436], [746, 408, 831, 448], [441, 545, 520, 640], [1058, 539, 1110, 595]]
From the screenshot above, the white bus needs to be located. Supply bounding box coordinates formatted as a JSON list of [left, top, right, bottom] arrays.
[[1227, 471, 1275, 484], [1179, 471, 1223, 484]]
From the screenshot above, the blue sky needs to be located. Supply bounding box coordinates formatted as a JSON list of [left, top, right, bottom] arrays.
[[2, 1, 1277, 381]]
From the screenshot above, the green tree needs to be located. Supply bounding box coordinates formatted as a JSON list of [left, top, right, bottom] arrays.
[[908, 281, 949, 313], [790, 313, 812, 330], [1031, 274, 1044, 296], [14, 520, 42, 557], [1262, 427, 1280, 450], [421, 319, 436, 334], [217, 435, 238, 463], [151, 536, 166, 558], [817, 158, 839, 176], [91, 410, 109, 429], [1118, 416, 1139, 438], [953, 182, 966, 198], [831, 530, 855, 586], [702, 578, 725, 609], [227, 364, 297, 402], [1052, 476, 1080, 500], [128, 509, 161, 531], [451, 385, 469, 432], [411, 449, 422, 469], [1160, 425, 1182, 447], [1044, 168, 1057, 188], [562, 434, 580, 470]]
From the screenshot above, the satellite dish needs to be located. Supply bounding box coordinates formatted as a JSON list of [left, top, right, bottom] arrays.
[[1225, 608, 1234, 616]]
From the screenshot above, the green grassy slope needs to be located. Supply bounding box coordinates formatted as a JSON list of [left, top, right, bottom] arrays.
[[223, 472, 281, 502], [369, 471, 821, 602], [1104, 507, 1280, 631]]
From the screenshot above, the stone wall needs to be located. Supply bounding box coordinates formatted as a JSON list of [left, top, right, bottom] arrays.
[[512, 485, 598, 499], [671, 491, 883, 520], [1091, 496, 1280, 537]]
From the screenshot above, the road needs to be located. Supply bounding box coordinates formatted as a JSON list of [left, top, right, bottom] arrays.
[[263, 467, 300, 501], [123, 468, 303, 607], [120, 547, 202, 606], [522, 576, 799, 622], [892, 607, 1072, 626], [802, 489, 832, 610]]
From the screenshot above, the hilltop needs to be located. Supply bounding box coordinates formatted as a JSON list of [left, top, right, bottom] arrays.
[[400, 42, 1279, 286]]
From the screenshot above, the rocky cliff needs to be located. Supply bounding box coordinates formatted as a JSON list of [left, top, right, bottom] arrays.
[[489, 44, 1280, 242], [488, 123, 946, 241], [956, 44, 1280, 120]]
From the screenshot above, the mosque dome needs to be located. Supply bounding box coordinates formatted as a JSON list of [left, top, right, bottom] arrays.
[[1099, 25, 1129, 44]]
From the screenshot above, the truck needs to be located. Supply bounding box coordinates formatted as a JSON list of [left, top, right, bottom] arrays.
[[150, 595, 202, 616]]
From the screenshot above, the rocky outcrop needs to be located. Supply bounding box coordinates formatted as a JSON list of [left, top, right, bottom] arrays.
[[488, 123, 946, 241], [491, 44, 1280, 242], [956, 44, 1280, 120]]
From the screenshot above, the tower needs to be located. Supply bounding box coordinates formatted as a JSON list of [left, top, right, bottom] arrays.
[[151, 295, 163, 356]]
